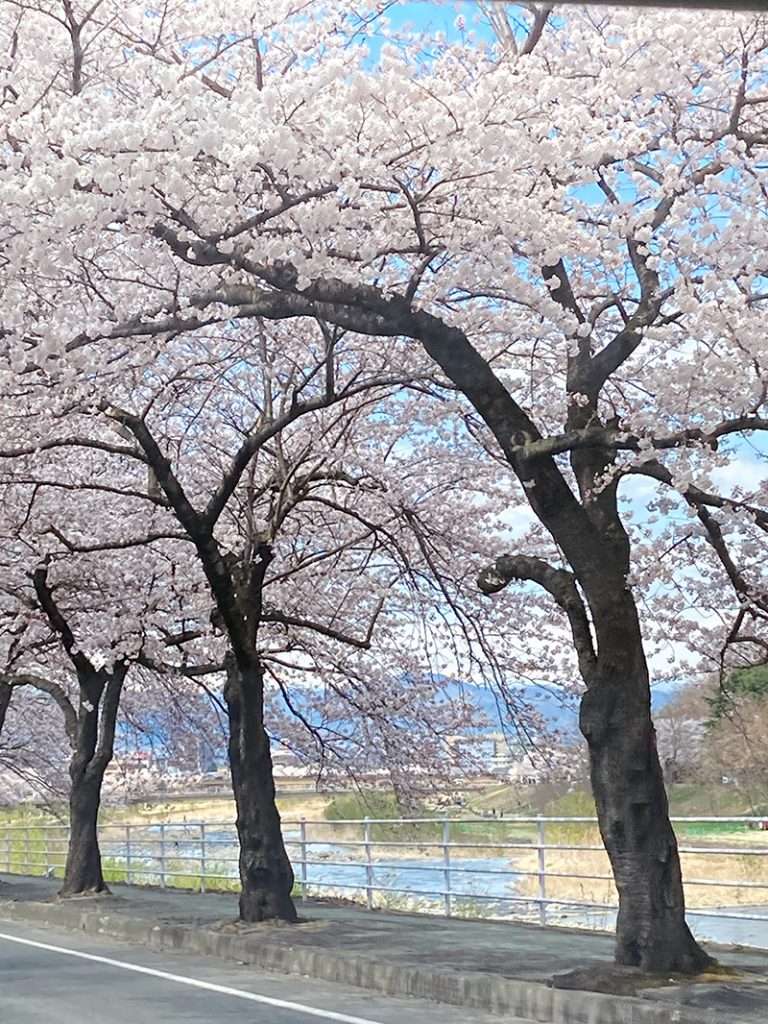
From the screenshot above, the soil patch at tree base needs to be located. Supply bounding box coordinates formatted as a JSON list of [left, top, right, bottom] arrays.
[[213, 916, 328, 933], [552, 961, 749, 996]]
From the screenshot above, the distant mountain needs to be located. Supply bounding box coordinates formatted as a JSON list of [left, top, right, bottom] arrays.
[[443, 678, 681, 741], [441, 679, 578, 737], [650, 680, 683, 710]]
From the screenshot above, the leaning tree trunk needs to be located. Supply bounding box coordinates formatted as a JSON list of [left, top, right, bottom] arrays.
[[60, 762, 108, 895], [580, 593, 713, 974], [59, 667, 125, 897], [224, 655, 297, 923]]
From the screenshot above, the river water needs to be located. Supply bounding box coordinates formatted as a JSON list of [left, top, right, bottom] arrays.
[[106, 825, 768, 950]]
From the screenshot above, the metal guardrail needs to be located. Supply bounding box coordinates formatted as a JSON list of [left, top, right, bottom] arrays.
[[1, 816, 768, 932]]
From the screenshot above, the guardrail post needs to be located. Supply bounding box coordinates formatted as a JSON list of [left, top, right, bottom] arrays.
[[125, 823, 132, 885], [364, 817, 374, 911], [299, 819, 309, 903], [200, 822, 206, 893], [442, 818, 452, 917], [536, 816, 547, 926], [159, 822, 166, 888], [44, 826, 50, 877], [25, 828, 30, 875]]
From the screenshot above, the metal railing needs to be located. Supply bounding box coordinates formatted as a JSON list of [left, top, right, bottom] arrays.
[[1, 815, 768, 938]]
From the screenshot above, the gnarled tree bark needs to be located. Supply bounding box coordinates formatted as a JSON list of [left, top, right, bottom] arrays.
[[580, 591, 710, 971], [480, 552, 709, 971], [33, 565, 128, 897], [224, 654, 296, 922], [59, 665, 126, 896]]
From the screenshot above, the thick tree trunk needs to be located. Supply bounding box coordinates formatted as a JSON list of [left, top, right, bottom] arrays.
[[224, 656, 297, 923], [57, 667, 125, 898], [580, 597, 713, 973], [60, 766, 108, 895]]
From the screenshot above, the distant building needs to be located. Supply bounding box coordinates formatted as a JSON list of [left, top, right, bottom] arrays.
[[446, 731, 528, 777], [107, 750, 154, 773]]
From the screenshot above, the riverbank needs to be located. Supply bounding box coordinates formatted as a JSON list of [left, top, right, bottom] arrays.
[[513, 826, 768, 910]]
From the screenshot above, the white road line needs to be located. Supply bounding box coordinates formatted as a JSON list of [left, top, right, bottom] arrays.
[[0, 930, 386, 1024]]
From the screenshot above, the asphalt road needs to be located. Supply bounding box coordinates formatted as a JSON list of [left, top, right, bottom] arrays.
[[0, 918, 530, 1024]]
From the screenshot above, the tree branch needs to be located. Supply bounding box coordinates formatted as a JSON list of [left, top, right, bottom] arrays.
[[262, 600, 385, 650], [628, 459, 768, 530], [3, 670, 78, 744], [695, 506, 768, 615], [478, 554, 597, 679], [521, 4, 554, 56], [100, 403, 248, 652], [46, 525, 190, 553], [92, 664, 128, 774], [0, 436, 147, 463], [32, 564, 94, 679], [508, 414, 768, 461]]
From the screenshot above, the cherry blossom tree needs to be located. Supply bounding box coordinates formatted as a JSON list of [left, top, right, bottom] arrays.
[[0, 310, 524, 919], [6, 0, 768, 968], [0, 472, 165, 893], [31, 564, 130, 894], [0, 382, 218, 892]]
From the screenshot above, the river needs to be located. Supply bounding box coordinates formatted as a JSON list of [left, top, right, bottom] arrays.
[[104, 825, 768, 949]]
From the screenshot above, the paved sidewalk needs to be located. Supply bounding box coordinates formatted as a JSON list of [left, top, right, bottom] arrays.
[[0, 874, 766, 1024]]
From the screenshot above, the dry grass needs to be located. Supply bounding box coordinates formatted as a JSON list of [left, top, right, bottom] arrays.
[[103, 792, 332, 827], [277, 794, 334, 821], [514, 827, 768, 909], [104, 797, 236, 825]]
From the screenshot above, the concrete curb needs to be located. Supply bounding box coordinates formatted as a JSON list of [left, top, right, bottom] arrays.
[[0, 899, 721, 1024]]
